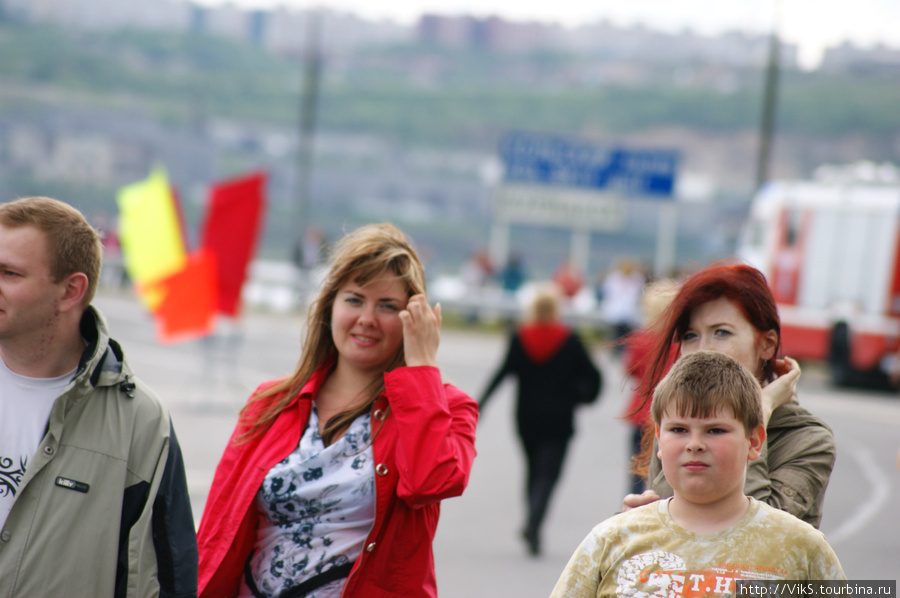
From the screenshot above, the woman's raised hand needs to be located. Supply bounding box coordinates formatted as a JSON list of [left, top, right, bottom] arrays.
[[399, 294, 441, 368], [760, 356, 801, 426]]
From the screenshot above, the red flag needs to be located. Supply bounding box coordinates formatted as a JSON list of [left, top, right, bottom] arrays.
[[154, 249, 218, 344], [200, 171, 267, 317]]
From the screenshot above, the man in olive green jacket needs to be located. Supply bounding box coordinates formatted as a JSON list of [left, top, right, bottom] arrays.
[[0, 197, 197, 598]]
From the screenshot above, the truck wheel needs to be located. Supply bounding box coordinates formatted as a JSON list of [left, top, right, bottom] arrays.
[[827, 321, 852, 387], [827, 321, 895, 391]]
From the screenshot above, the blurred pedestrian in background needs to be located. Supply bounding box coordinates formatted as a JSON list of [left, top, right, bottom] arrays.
[[294, 226, 328, 271], [624, 262, 836, 528], [599, 257, 647, 354], [460, 246, 494, 293], [197, 223, 478, 597], [552, 256, 585, 300], [478, 284, 602, 556], [460, 246, 494, 323], [620, 278, 678, 495], [498, 250, 526, 296]]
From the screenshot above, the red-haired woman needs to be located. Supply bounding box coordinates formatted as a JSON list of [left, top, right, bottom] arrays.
[[625, 262, 836, 528]]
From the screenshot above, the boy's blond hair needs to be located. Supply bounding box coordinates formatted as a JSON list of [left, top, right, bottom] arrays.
[[651, 350, 762, 434]]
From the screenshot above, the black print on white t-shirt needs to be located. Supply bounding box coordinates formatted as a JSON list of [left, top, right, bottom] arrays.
[[0, 455, 27, 497]]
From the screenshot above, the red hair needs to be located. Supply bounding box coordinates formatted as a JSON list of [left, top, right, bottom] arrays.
[[632, 260, 781, 477]]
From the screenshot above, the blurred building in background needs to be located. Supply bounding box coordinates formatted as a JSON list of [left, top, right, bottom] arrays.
[[7, 0, 899, 75], [0, 0, 897, 283]]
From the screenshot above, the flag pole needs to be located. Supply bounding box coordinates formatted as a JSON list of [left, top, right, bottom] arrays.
[[294, 8, 322, 267]]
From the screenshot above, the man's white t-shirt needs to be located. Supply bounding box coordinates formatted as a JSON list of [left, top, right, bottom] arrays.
[[0, 360, 73, 526]]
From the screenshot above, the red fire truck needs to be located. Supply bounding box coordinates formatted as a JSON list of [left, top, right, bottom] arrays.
[[736, 179, 900, 389]]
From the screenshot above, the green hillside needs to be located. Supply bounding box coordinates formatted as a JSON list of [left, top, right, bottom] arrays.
[[1, 20, 899, 153]]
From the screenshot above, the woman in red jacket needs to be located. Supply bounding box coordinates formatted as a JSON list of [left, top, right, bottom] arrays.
[[197, 223, 478, 598]]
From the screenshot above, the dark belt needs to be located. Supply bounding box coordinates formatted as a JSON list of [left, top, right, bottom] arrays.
[[245, 551, 354, 598]]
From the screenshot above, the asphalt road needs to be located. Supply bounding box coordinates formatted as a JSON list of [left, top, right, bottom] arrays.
[[93, 291, 900, 596]]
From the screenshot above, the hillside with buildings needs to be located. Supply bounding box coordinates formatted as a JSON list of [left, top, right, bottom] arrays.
[[1, 0, 899, 276]]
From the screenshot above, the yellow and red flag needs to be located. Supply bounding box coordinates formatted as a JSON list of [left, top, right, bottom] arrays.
[[116, 167, 188, 311], [116, 167, 268, 343], [153, 249, 218, 344]]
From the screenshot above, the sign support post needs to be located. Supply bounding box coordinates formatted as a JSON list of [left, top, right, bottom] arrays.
[[655, 202, 679, 277]]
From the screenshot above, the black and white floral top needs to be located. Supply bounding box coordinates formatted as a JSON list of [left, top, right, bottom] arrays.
[[242, 407, 376, 598]]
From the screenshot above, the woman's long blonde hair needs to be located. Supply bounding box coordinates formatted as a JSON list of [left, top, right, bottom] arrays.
[[238, 223, 426, 444]]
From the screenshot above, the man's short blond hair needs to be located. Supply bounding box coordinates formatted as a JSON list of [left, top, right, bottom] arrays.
[[0, 197, 102, 307], [651, 350, 763, 434]]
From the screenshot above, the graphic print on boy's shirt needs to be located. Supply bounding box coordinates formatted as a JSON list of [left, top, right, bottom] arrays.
[[615, 549, 790, 598], [552, 499, 844, 598]]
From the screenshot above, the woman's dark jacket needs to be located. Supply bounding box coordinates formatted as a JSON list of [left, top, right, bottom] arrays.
[[479, 322, 602, 443]]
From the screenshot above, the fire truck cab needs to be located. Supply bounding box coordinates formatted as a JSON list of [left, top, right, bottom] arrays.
[[736, 179, 900, 389]]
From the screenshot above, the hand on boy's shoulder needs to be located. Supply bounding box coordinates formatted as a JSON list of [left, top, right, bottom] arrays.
[[622, 489, 660, 512]]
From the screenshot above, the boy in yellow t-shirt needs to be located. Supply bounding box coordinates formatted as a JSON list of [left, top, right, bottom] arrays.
[[551, 350, 844, 598]]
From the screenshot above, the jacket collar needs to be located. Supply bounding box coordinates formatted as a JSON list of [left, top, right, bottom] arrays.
[[74, 305, 133, 392]]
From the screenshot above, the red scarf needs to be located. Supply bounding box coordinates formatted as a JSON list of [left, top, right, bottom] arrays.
[[518, 323, 571, 364]]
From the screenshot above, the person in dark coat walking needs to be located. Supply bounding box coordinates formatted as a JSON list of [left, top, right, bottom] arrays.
[[479, 284, 602, 556]]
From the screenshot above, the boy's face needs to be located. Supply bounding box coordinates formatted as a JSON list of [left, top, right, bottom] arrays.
[[657, 402, 765, 508]]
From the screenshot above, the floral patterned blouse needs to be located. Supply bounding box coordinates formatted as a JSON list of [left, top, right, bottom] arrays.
[[242, 407, 376, 598]]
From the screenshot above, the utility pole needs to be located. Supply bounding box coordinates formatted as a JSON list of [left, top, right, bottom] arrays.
[[294, 9, 322, 266], [755, 15, 781, 189]]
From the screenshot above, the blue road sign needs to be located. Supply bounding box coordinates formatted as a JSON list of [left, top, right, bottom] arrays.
[[499, 132, 679, 197]]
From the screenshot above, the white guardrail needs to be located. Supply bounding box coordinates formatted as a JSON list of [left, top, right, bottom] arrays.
[[240, 260, 613, 330]]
